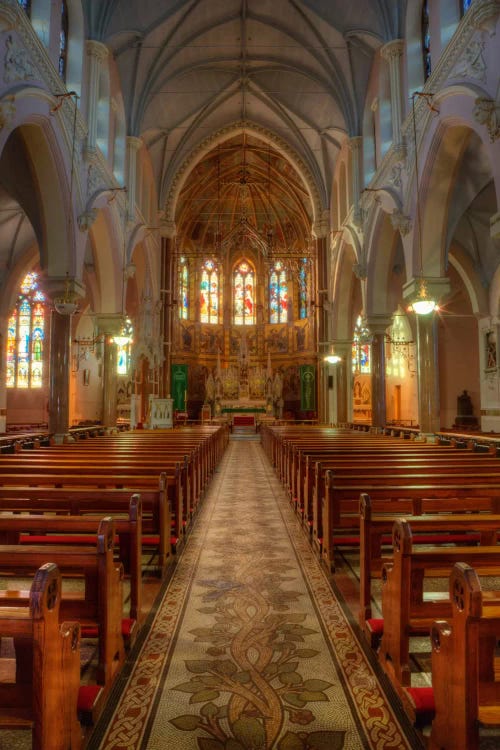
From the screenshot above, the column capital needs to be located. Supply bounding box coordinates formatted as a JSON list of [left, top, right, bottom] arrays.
[[381, 39, 404, 62], [159, 218, 177, 239], [127, 135, 143, 152], [312, 209, 330, 239], [96, 314, 125, 337], [86, 39, 109, 61], [348, 135, 363, 151], [364, 314, 393, 336]]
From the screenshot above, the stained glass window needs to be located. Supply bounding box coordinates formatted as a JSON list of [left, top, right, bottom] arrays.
[[7, 272, 46, 389], [116, 319, 133, 376], [299, 259, 308, 319], [233, 260, 255, 325], [59, 0, 69, 81], [269, 261, 288, 324], [351, 315, 371, 374], [179, 257, 189, 320], [422, 0, 431, 81], [461, 0, 473, 15], [18, 0, 31, 15], [200, 260, 219, 324]]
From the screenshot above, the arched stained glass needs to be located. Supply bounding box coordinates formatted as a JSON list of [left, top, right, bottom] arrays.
[[200, 260, 219, 324], [233, 260, 255, 325], [269, 261, 288, 324], [18, 0, 31, 15], [179, 257, 189, 320], [7, 272, 46, 389], [59, 0, 69, 81], [116, 319, 133, 376], [299, 259, 308, 319], [351, 315, 371, 374], [422, 0, 431, 81], [461, 0, 473, 15]]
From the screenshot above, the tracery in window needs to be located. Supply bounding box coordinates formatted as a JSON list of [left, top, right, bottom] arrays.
[[351, 315, 371, 374], [200, 260, 220, 324], [422, 0, 431, 80], [299, 259, 309, 320], [17, 0, 31, 15], [269, 261, 288, 324], [233, 260, 255, 325], [179, 257, 189, 320], [59, 0, 69, 81], [7, 272, 46, 389]]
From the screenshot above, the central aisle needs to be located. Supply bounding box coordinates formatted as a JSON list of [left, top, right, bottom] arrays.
[[90, 439, 420, 750]]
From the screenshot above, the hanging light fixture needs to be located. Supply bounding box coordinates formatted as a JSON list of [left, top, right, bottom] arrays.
[[408, 92, 437, 316], [323, 344, 342, 365]]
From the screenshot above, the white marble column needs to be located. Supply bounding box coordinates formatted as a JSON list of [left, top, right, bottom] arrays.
[[381, 39, 405, 153], [126, 136, 143, 221], [85, 40, 109, 152]]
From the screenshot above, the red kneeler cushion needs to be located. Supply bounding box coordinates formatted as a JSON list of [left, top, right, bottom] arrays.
[[77, 684, 104, 726]]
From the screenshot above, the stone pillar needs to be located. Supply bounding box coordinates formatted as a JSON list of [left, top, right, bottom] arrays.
[[366, 316, 392, 430], [334, 341, 352, 425], [416, 312, 440, 435], [0, 314, 7, 433], [48, 310, 72, 441], [126, 136, 143, 222], [313, 212, 329, 424], [96, 315, 122, 431], [85, 40, 109, 152], [159, 219, 176, 398], [45, 279, 85, 442], [381, 39, 405, 152], [349, 136, 363, 224]]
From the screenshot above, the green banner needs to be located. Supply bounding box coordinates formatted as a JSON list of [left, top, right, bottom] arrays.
[[300, 365, 316, 411], [171, 364, 188, 410]]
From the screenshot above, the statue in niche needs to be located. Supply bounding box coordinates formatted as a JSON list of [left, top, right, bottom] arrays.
[[486, 329, 497, 370], [205, 372, 216, 405], [457, 390, 473, 417]]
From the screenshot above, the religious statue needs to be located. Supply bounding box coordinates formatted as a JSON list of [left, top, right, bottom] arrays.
[[205, 372, 216, 404]]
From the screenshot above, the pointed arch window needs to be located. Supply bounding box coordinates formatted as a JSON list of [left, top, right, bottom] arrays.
[[18, 0, 31, 15], [422, 0, 431, 81], [58, 0, 69, 81], [269, 261, 288, 324], [116, 319, 133, 376], [351, 315, 371, 374], [7, 272, 46, 389], [233, 260, 255, 325], [200, 260, 220, 324], [299, 258, 309, 320], [179, 257, 189, 320], [460, 0, 473, 15]]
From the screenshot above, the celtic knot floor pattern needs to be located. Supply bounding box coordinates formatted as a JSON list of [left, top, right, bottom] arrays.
[[89, 440, 421, 750]]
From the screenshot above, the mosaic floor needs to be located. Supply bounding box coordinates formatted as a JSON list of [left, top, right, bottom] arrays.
[[89, 439, 421, 750]]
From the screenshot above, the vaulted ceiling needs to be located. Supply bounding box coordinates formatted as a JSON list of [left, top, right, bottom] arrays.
[[85, 0, 403, 245]]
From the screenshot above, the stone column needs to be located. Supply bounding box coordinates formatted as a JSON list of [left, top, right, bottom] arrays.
[[126, 136, 143, 222], [416, 312, 440, 435], [96, 315, 122, 431], [85, 40, 109, 152], [313, 212, 329, 424], [349, 136, 363, 225], [45, 279, 84, 442], [366, 316, 392, 430], [0, 315, 7, 433], [334, 341, 352, 425], [159, 219, 176, 398], [48, 310, 72, 441], [381, 39, 405, 152]]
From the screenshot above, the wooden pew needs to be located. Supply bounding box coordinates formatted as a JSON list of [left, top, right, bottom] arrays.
[[425, 562, 500, 750], [358, 492, 500, 644], [378, 519, 500, 693], [0, 562, 82, 749], [0, 493, 142, 627], [0, 517, 124, 689], [321, 471, 500, 571], [0, 473, 173, 574]]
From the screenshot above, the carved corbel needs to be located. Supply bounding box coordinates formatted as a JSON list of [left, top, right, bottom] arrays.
[[474, 97, 500, 141], [391, 210, 412, 236], [77, 208, 98, 232]]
